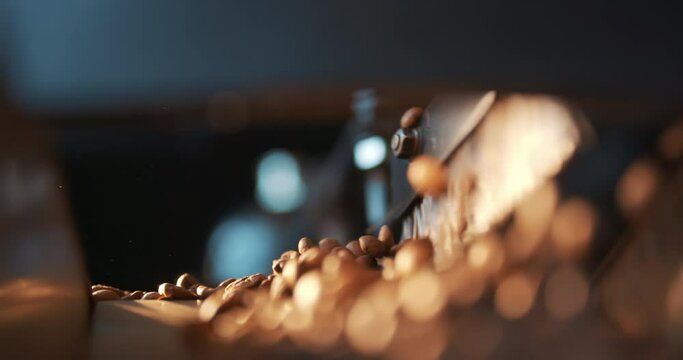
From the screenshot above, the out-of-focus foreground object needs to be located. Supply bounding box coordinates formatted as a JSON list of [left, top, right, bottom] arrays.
[[393, 92, 581, 269], [0, 99, 89, 359]]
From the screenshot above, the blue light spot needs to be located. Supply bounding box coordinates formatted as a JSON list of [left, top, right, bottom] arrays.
[[256, 150, 306, 213], [354, 135, 387, 170], [206, 214, 277, 281]]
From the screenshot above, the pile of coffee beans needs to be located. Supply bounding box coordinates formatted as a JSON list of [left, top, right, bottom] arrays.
[[91, 273, 218, 301], [184, 185, 600, 359], [193, 226, 457, 357], [88, 118, 683, 358], [90, 190, 597, 360]]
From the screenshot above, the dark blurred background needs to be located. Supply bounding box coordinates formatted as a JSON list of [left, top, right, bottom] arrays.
[[2, 0, 682, 290]]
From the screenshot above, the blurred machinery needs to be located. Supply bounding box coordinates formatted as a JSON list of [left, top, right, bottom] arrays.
[[386, 92, 582, 266], [2, 85, 683, 359], [2, 2, 683, 359]]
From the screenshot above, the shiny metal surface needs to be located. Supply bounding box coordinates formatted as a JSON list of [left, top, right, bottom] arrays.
[[386, 91, 495, 228]]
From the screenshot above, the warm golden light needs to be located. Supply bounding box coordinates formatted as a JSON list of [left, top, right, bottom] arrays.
[[364, 280, 400, 317], [282, 302, 313, 333], [544, 265, 589, 320], [442, 264, 485, 307], [506, 181, 558, 262], [549, 198, 596, 261], [301, 308, 344, 350], [398, 270, 447, 321], [345, 297, 397, 355], [386, 318, 447, 360], [407, 155, 448, 196], [293, 270, 323, 309], [255, 297, 288, 331], [467, 233, 505, 277], [213, 307, 254, 341], [495, 272, 537, 319], [425, 94, 579, 269], [616, 158, 660, 218]]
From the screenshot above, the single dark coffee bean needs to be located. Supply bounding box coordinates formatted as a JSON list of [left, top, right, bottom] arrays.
[[378, 225, 395, 252], [332, 247, 356, 260], [91, 284, 126, 296], [394, 238, 434, 275], [280, 250, 299, 262], [356, 255, 377, 268], [92, 289, 120, 301], [195, 286, 215, 299], [400, 107, 423, 128], [121, 290, 144, 300], [217, 278, 236, 288], [282, 259, 300, 287], [359, 235, 386, 258], [176, 273, 200, 289], [272, 259, 285, 275], [159, 283, 197, 300], [299, 247, 325, 272], [319, 238, 342, 253], [260, 274, 275, 289], [141, 291, 163, 300], [298, 237, 315, 254], [346, 240, 364, 257]]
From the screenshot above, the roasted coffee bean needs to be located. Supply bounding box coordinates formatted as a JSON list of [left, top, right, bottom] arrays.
[[298, 237, 315, 254], [260, 274, 275, 289], [299, 247, 325, 271], [356, 255, 377, 268], [248, 273, 267, 286], [269, 276, 288, 299], [322, 253, 357, 277], [359, 235, 386, 258], [378, 225, 395, 251], [141, 291, 163, 300], [394, 239, 434, 275], [223, 287, 247, 305], [400, 107, 423, 128], [333, 247, 357, 260], [195, 286, 215, 299], [346, 240, 364, 257], [272, 259, 285, 275], [228, 274, 267, 292], [92, 289, 120, 301], [199, 288, 231, 322], [281, 250, 299, 261], [226, 276, 249, 291], [189, 283, 201, 294], [407, 155, 448, 196], [293, 270, 324, 309], [390, 242, 405, 257], [324, 256, 379, 300], [381, 258, 398, 280], [319, 238, 342, 253], [217, 278, 236, 288], [159, 283, 198, 300], [282, 258, 300, 287], [176, 273, 200, 289], [91, 284, 126, 296], [121, 290, 144, 300], [213, 289, 255, 322]]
